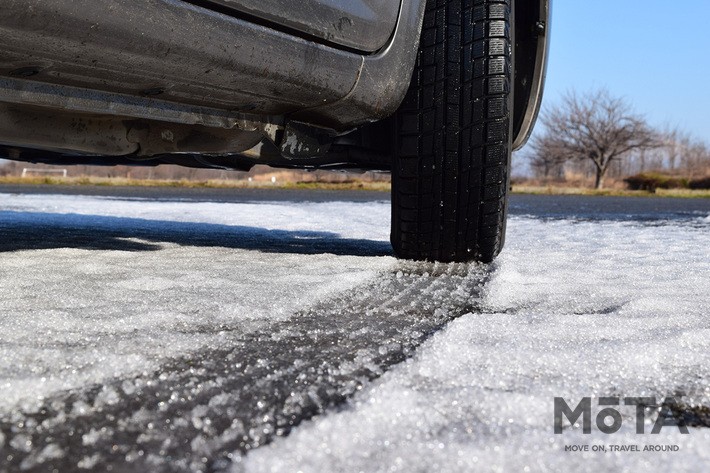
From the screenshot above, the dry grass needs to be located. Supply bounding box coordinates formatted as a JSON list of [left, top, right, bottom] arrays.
[[655, 188, 710, 198], [0, 175, 391, 191], [512, 185, 710, 198], [1, 176, 707, 197]]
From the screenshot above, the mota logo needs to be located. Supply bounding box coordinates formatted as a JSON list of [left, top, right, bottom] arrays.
[[554, 397, 690, 434]]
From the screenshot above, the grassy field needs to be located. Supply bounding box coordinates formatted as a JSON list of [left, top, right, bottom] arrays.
[[1, 176, 708, 198], [511, 185, 710, 198], [0, 175, 391, 191]]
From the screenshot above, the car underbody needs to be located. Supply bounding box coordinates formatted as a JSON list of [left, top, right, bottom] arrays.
[[0, 0, 548, 172]]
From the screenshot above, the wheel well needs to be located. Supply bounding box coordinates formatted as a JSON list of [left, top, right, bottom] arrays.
[[512, 0, 550, 150]]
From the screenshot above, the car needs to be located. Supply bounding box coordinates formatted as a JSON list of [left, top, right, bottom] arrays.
[[0, 0, 549, 262]]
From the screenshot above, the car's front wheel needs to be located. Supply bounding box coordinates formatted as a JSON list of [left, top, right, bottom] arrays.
[[391, 0, 513, 263]]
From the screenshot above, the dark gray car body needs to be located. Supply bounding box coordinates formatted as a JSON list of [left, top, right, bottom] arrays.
[[0, 0, 549, 170], [204, 0, 401, 52]]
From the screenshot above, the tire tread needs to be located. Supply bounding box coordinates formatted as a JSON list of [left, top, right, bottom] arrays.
[[391, 0, 512, 262]]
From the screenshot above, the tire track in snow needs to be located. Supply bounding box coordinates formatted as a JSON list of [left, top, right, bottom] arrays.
[[0, 262, 490, 473]]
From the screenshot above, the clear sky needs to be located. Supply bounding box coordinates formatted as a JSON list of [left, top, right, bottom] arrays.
[[540, 0, 710, 144]]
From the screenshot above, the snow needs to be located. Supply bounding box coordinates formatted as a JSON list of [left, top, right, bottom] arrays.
[[239, 216, 710, 472], [1, 191, 709, 472], [0, 193, 394, 412]]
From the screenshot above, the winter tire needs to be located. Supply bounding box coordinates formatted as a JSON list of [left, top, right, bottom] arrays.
[[391, 0, 514, 262]]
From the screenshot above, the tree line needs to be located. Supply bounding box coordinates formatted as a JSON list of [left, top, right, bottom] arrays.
[[526, 89, 710, 189]]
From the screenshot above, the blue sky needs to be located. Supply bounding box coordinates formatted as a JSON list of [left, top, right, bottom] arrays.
[[540, 0, 710, 143]]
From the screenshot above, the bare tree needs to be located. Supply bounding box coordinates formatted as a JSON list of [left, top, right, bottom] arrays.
[[535, 89, 659, 188], [528, 133, 569, 180], [660, 128, 710, 178]]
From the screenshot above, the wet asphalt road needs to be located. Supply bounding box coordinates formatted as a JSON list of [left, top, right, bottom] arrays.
[[0, 183, 708, 221]]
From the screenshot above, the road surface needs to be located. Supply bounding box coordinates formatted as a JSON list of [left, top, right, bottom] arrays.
[[0, 187, 708, 472]]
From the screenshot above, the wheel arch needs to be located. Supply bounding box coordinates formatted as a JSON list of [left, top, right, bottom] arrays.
[[512, 0, 551, 150]]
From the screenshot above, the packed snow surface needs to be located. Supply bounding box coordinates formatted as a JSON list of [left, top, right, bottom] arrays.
[[0, 191, 708, 472], [240, 214, 710, 472], [0, 193, 394, 411]]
